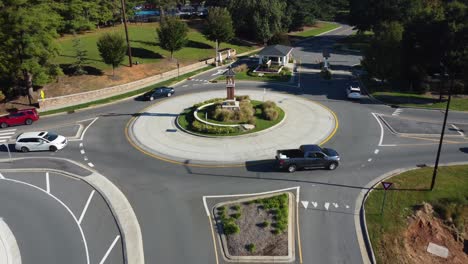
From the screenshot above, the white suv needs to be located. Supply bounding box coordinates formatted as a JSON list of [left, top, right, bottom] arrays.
[[15, 131, 68, 152], [347, 81, 362, 99]]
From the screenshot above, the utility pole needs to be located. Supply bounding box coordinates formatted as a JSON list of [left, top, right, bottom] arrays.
[[215, 39, 218, 67], [431, 70, 452, 190], [120, 0, 133, 67]]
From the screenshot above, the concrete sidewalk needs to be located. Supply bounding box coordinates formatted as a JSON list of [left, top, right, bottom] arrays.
[[129, 90, 337, 165]]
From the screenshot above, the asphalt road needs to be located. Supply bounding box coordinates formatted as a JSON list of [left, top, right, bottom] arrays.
[[1, 23, 467, 264]]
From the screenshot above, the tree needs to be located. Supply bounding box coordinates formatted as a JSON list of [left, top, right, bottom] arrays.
[[156, 17, 188, 60], [72, 35, 89, 75], [204, 7, 234, 60], [0, 0, 62, 104], [96, 32, 127, 76], [362, 21, 404, 84]]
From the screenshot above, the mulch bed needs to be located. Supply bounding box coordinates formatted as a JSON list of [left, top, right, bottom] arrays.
[[215, 197, 289, 256]]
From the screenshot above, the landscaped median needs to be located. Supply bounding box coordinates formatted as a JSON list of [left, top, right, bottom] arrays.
[[213, 192, 295, 262], [364, 165, 468, 264]]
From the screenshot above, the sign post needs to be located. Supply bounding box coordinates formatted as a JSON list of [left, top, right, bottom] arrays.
[[380, 182, 393, 215]]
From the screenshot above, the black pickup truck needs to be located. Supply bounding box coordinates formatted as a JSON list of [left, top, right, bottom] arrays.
[[276, 144, 340, 172]]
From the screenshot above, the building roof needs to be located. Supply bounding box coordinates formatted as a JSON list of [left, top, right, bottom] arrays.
[[258, 45, 293, 57]]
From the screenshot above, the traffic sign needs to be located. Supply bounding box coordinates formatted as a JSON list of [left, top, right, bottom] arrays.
[[381, 182, 393, 190]]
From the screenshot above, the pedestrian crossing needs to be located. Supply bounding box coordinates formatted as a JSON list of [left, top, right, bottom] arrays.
[[0, 129, 17, 144], [392, 108, 403, 116]]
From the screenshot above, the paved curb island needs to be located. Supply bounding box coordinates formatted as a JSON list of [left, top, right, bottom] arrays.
[[0, 218, 21, 264], [354, 161, 468, 264], [128, 89, 337, 165], [0, 157, 144, 264]]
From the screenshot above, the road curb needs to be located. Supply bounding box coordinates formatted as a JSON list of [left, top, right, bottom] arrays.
[[355, 161, 468, 264], [0, 157, 144, 264], [0, 218, 21, 264]]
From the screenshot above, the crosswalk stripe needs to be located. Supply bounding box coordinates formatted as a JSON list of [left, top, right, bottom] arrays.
[[0, 139, 6, 143], [0, 129, 16, 132], [0, 132, 15, 136], [0, 135, 13, 139]]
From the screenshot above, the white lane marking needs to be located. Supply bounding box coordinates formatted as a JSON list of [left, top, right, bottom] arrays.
[[345, 205, 350, 209], [78, 190, 95, 225], [0, 172, 4, 179], [0, 139, 6, 143], [79, 117, 99, 140], [99, 235, 121, 264], [301, 201, 309, 209], [371, 113, 397, 147], [80, 149, 85, 154], [451, 124, 465, 136], [0, 178, 90, 264], [392, 108, 403, 116], [311, 202, 318, 208], [374, 149, 379, 154], [0, 132, 15, 136], [88, 163, 94, 168], [332, 203, 339, 208], [0, 136, 14, 140], [202, 186, 300, 216], [79, 143, 83, 148], [211, 69, 226, 76], [324, 202, 330, 210], [368, 158, 372, 162], [0, 129, 16, 133], [46, 172, 50, 193], [182, 85, 188, 87], [84, 156, 88, 161]]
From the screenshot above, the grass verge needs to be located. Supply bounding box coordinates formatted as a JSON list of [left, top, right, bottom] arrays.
[[290, 22, 340, 38], [365, 165, 468, 263], [333, 31, 373, 52], [40, 65, 214, 116], [362, 77, 468, 111]]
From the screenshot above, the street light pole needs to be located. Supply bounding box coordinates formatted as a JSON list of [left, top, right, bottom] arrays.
[[120, 0, 133, 67], [430, 73, 452, 191]]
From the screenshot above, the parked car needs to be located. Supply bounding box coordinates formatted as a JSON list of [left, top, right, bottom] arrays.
[[276, 144, 340, 172], [346, 81, 361, 99], [15, 131, 68, 152], [0, 108, 39, 128], [142, 87, 175, 101]]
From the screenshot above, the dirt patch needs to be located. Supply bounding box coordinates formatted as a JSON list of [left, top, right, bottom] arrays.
[[214, 194, 290, 257], [381, 203, 468, 264]]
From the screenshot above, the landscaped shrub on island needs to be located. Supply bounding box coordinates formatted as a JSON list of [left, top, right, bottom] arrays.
[[261, 101, 279, 121]]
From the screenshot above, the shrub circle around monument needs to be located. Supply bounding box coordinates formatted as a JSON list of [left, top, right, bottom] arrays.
[[177, 95, 285, 136]]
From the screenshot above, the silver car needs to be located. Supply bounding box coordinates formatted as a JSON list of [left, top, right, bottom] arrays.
[[15, 131, 68, 152]]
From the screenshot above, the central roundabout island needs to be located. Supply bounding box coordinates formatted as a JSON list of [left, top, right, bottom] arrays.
[[129, 88, 337, 165]]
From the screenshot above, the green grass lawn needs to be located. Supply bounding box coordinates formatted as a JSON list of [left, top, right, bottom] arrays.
[[371, 91, 468, 111], [290, 22, 340, 38], [178, 100, 285, 136], [54, 22, 256, 70], [365, 165, 468, 264], [362, 77, 468, 111]]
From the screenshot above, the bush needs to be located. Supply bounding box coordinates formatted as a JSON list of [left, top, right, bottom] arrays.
[[231, 205, 240, 211], [261, 221, 270, 228], [218, 206, 226, 211], [191, 120, 239, 134], [231, 213, 241, 219], [193, 98, 225, 108], [223, 221, 240, 235], [0, 91, 5, 102], [261, 100, 276, 110], [234, 64, 249, 73], [263, 108, 279, 121], [272, 229, 281, 235], [247, 116, 256, 125], [214, 106, 234, 122], [268, 32, 291, 46], [236, 95, 250, 101], [246, 243, 256, 253], [239, 101, 255, 122]]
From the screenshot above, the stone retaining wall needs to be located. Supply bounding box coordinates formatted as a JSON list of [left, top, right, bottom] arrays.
[[38, 49, 237, 112]]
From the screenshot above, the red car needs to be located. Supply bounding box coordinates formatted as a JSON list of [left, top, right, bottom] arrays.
[[0, 109, 39, 128]]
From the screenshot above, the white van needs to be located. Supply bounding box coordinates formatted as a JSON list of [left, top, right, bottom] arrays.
[[15, 131, 68, 152]]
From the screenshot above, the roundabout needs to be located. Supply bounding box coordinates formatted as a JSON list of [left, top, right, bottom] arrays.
[[128, 89, 337, 165]]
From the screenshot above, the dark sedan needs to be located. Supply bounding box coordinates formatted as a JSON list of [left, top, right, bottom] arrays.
[[142, 87, 175, 101]]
